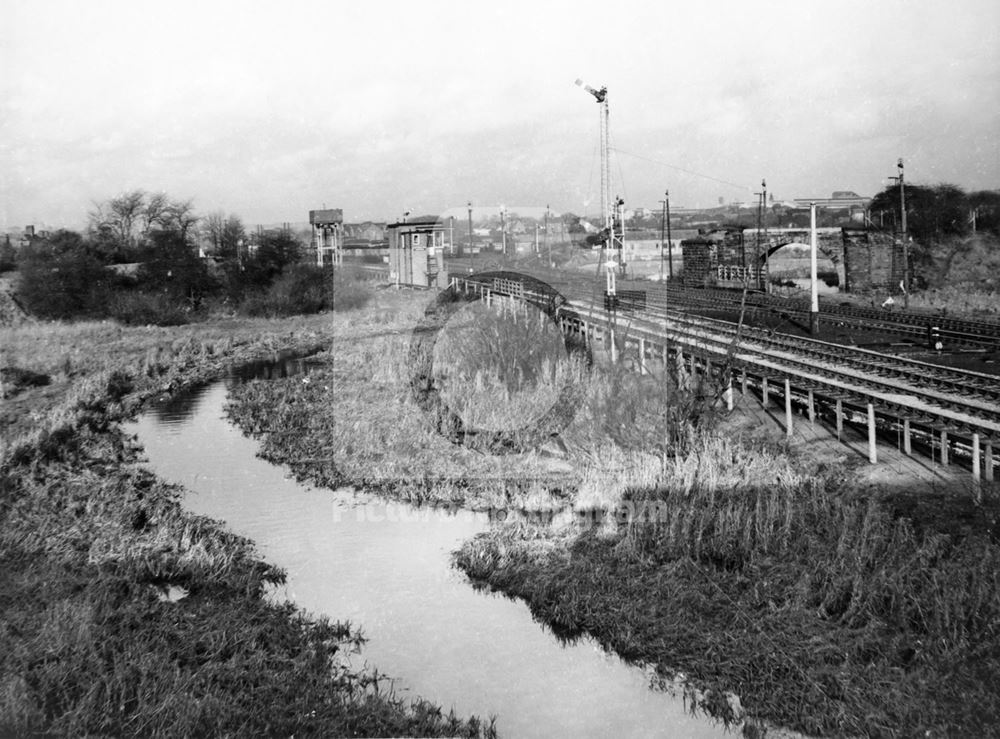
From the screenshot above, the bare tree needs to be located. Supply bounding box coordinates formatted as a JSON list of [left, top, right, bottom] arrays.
[[203, 211, 226, 253], [221, 215, 245, 260], [165, 198, 199, 241], [88, 190, 146, 253], [143, 192, 171, 235]]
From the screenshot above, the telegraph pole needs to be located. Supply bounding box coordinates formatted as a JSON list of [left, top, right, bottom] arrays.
[[810, 202, 819, 334], [754, 187, 763, 290], [899, 159, 909, 308], [761, 179, 769, 292], [659, 194, 667, 282], [665, 190, 673, 281], [545, 205, 551, 267], [888, 158, 909, 308], [500, 206, 507, 258], [467, 201, 474, 271]]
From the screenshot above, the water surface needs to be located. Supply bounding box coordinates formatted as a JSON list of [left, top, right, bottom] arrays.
[[126, 378, 730, 738]]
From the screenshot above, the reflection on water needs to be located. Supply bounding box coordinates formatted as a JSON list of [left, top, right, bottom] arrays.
[[149, 352, 317, 424], [125, 379, 728, 739], [149, 383, 214, 425]]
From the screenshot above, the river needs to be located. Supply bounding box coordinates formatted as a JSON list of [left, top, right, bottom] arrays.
[[124, 372, 731, 738]]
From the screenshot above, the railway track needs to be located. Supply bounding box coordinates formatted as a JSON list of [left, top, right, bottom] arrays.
[[450, 264, 1000, 348], [650, 284, 1000, 349], [455, 271, 1000, 453]]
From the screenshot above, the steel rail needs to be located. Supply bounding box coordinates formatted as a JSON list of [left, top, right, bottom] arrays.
[[459, 275, 1000, 436]]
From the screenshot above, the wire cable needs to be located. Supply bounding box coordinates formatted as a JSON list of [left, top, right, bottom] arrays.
[[610, 147, 751, 193]]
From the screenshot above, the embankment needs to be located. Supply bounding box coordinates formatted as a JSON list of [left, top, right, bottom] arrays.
[[0, 309, 495, 737]]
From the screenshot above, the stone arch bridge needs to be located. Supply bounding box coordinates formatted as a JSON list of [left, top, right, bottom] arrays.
[[682, 227, 904, 292]]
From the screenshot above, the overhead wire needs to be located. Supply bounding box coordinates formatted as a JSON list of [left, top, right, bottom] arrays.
[[610, 147, 751, 193]]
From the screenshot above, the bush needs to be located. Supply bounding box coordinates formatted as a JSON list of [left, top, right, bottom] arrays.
[[332, 272, 372, 312], [0, 240, 16, 272], [136, 230, 217, 310], [16, 242, 116, 319], [107, 290, 190, 326], [241, 264, 333, 317]]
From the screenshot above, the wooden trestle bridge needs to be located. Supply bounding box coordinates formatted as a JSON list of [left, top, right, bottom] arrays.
[[450, 274, 1000, 485]]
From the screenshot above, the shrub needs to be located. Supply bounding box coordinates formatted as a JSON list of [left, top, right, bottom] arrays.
[[331, 271, 373, 312], [16, 243, 115, 319], [107, 290, 190, 326], [136, 230, 217, 310], [240, 264, 351, 317], [0, 240, 16, 272]]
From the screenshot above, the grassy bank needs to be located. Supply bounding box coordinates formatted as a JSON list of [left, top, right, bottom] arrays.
[[0, 308, 495, 736], [455, 433, 1000, 736], [220, 288, 1000, 735], [224, 289, 703, 511]]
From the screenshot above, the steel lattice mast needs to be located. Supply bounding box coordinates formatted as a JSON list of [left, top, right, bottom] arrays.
[[576, 78, 622, 296]]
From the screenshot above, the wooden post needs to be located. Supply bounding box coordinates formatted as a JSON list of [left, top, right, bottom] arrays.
[[741, 369, 747, 395], [867, 402, 877, 463], [902, 418, 911, 455], [940, 429, 949, 466], [835, 398, 843, 441], [689, 353, 696, 376], [784, 378, 793, 438], [725, 378, 734, 411], [972, 433, 981, 482], [986, 442, 994, 482], [807, 389, 815, 425], [762, 377, 769, 407], [610, 327, 617, 363], [638, 337, 646, 375]]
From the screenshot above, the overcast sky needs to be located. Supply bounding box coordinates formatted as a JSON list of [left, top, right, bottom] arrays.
[[2, 0, 998, 229]]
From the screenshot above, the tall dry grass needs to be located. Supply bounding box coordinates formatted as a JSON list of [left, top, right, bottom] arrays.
[[0, 296, 496, 737], [225, 289, 721, 511]]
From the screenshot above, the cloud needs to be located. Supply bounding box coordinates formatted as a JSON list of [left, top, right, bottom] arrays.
[[2, 0, 998, 227]]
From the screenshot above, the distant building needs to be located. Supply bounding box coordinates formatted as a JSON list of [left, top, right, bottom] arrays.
[[387, 215, 449, 288], [793, 192, 870, 211], [343, 221, 386, 244]]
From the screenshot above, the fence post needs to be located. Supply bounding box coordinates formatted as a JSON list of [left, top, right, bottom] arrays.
[[972, 433, 981, 482], [867, 402, 877, 463], [784, 379, 793, 438]]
